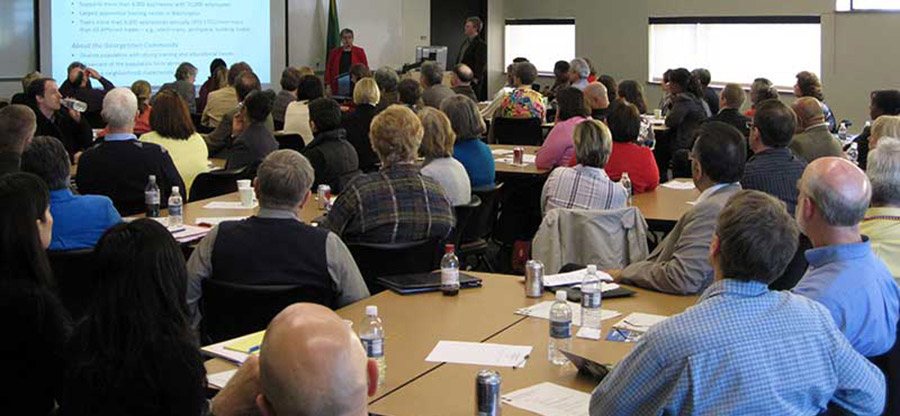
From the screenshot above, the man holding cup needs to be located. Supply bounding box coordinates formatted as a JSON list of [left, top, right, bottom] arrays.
[[185, 150, 370, 330]]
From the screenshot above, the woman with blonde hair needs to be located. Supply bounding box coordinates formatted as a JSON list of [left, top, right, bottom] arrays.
[[870, 115, 900, 151], [418, 107, 471, 206], [342, 77, 381, 172]]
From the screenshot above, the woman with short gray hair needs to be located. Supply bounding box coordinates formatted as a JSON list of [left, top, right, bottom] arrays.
[[540, 119, 628, 215], [861, 137, 900, 283]]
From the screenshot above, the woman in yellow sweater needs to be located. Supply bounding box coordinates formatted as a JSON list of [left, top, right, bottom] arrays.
[[141, 90, 209, 195]]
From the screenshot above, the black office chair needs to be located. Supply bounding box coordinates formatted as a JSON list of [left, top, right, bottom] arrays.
[[492, 117, 544, 146], [449, 195, 482, 248], [457, 184, 504, 272], [200, 279, 336, 344], [347, 238, 444, 295], [189, 164, 254, 202], [192, 112, 213, 134], [869, 317, 900, 416], [275, 133, 306, 153], [47, 249, 96, 320]]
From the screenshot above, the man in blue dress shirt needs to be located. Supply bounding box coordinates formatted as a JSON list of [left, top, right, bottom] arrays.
[[591, 190, 885, 416], [792, 157, 900, 357]]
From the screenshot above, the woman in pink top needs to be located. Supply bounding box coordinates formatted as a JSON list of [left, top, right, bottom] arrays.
[[536, 87, 590, 169]]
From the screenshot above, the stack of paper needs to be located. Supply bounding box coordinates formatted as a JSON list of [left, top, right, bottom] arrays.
[[207, 369, 236, 389], [516, 301, 620, 327], [660, 181, 696, 190], [203, 201, 258, 210], [194, 216, 249, 226], [543, 269, 613, 287], [201, 330, 265, 363], [502, 382, 591, 416], [171, 225, 211, 243], [425, 341, 533, 368]]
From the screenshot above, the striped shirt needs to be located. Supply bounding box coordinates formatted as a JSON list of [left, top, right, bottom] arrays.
[[541, 165, 628, 215], [740, 147, 807, 215], [322, 163, 455, 244]]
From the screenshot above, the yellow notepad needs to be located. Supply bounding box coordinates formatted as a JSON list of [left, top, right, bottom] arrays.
[[223, 330, 266, 355]]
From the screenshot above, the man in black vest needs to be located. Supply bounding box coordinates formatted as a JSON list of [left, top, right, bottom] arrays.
[[185, 150, 369, 329], [456, 16, 487, 101]]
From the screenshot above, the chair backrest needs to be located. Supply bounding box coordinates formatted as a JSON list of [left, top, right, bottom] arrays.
[[461, 183, 504, 245], [200, 279, 336, 344], [189, 165, 253, 202], [275, 133, 306, 153], [47, 249, 96, 320], [492, 117, 543, 146], [449, 195, 482, 247], [347, 238, 444, 294], [769, 234, 812, 291]]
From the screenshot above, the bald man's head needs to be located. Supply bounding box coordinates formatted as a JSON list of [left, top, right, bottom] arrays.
[[584, 82, 609, 110], [797, 157, 871, 231], [452, 64, 474, 86], [257, 304, 375, 416], [792, 97, 825, 130]]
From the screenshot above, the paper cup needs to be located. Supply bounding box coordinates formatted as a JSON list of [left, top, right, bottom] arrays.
[[239, 187, 255, 207], [237, 179, 252, 189]]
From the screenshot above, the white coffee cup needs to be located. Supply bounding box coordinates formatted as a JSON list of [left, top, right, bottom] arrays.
[[239, 187, 255, 207], [236, 179, 252, 189]]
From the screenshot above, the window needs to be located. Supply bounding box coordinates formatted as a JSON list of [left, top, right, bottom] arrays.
[[648, 16, 821, 89], [837, 0, 900, 11], [504, 19, 575, 75]]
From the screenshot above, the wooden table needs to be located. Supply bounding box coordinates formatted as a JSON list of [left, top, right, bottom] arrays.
[[632, 179, 699, 227], [369, 285, 698, 416], [490, 144, 548, 176], [172, 191, 325, 225]]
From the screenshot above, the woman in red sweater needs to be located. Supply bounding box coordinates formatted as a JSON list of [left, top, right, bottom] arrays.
[[604, 100, 660, 194], [325, 28, 369, 95]]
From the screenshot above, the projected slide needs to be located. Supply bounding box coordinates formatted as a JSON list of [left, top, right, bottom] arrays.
[[50, 1, 271, 87]]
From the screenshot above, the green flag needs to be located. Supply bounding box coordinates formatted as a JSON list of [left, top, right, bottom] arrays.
[[326, 0, 341, 57]]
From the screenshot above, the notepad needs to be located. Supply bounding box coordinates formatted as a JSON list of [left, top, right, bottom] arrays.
[[543, 268, 613, 287], [203, 201, 258, 210], [194, 216, 249, 226], [661, 180, 696, 190], [502, 382, 591, 416], [425, 341, 532, 368], [171, 225, 211, 243], [224, 331, 265, 354], [207, 369, 236, 389], [515, 301, 621, 327], [613, 312, 668, 333]]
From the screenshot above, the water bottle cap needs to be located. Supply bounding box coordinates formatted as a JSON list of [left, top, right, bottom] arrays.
[[445, 244, 455, 253], [149, 175, 156, 181], [586, 264, 597, 273], [172, 186, 179, 193], [366, 305, 378, 317], [555, 290, 567, 301]]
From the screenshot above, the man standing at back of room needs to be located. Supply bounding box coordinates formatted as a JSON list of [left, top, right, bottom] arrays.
[[456, 16, 487, 101]]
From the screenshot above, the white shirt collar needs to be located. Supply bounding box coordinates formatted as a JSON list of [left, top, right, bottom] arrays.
[[696, 182, 737, 203]]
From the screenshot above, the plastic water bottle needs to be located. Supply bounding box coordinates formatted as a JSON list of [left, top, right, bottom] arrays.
[[145, 175, 160, 217], [168, 186, 183, 227], [838, 122, 848, 143], [580, 265, 603, 332], [548, 290, 572, 365], [61, 98, 88, 113], [620, 172, 633, 205], [847, 142, 859, 165], [360, 305, 386, 385], [440, 244, 460, 296]]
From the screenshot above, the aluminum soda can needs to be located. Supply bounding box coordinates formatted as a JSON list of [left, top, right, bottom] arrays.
[[525, 260, 544, 298], [317, 184, 332, 211], [513, 146, 524, 165], [476, 369, 502, 416]]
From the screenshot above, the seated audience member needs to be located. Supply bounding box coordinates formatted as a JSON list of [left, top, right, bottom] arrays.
[[568, 58, 590, 90], [197, 58, 227, 115], [255, 303, 378, 416], [420, 61, 454, 108], [496, 62, 545, 120], [616, 80, 655, 144], [418, 107, 471, 206], [21, 136, 120, 250], [742, 99, 807, 215], [598, 75, 618, 106], [791, 97, 844, 163], [657, 69, 674, 116], [541, 120, 627, 214], [141, 89, 210, 194], [202, 61, 251, 128], [187, 150, 369, 327], [342, 78, 380, 172], [604, 101, 660, 193], [284, 75, 326, 145], [226, 90, 279, 170], [854, 90, 900, 170], [272, 67, 303, 130], [349, 63, 371, 86], [58, 62, 115, 126], [583, 82, 609, 122], [76, 88, 185, 216], [542, 60, 570, 101], [793, 157, 900, 357], [870, 115, 900, 151], [450, 64, 479, 103], [745, 77, 778, 118], [536, 87, 590, 170], [795, 71, 837, 132], [611, 122, 745, 295], [156, 62, 198, 113], [322, 106, 454, 244], [590, 190, 886, 416], [304, 98, 360, 193], [10, 71, 42, 105], [397, 78, 423, 113], [26, 78, 93, 160], [442, 95, 495, 188], [207, 70, 275, 157], [0, 173, 71, 416], [709, 83, 750, 137], [691, 67, 719, 115], [666, 68, 711, 178], [374, 66, 401, 112], [863, 138, 900, 284], [0, 104, 36, 175], [479, 64, 516, 120], [129, 80, 153, 135]]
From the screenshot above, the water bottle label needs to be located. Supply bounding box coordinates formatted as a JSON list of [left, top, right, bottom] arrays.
[[582, 292, 602, 309], [362, 337, 384, 358], [169, 205, 182, 217], [550, 320, 571, 339], [441, 268, 459, 286], [145, 192, 160, 205]]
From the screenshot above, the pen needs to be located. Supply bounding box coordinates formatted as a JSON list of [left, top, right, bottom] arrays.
[[512, 354, 530, 369], [248, 345, 260, 355]]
